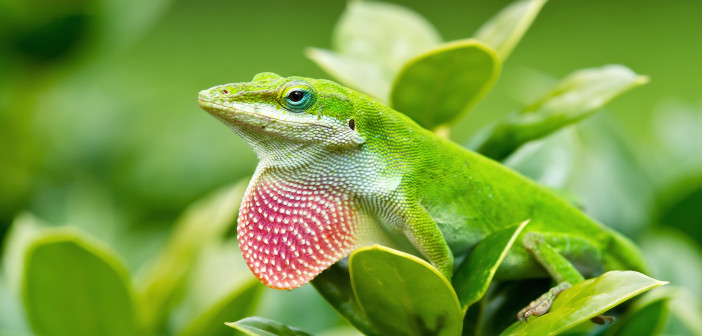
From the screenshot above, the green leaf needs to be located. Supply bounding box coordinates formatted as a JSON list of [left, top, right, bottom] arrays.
[[22, 230, 138, 336], [569, 116, 657, 235], [664, 287, 702, 335], [652, 100, 702, 172], [602, 296, 668, 336], [453, 220, 529, 310], [499, 271, 667, 336], [178, 279, 264, 336], [226, 316, 312, 336], [333, 0, 440, 69], [603, 285, 702, 335], [2, 212, 46, 293], [476, 65, 648, 160], [309, 1, 440, 102], [390, 39, 501, 130], [654, 170, 702, 246], [620, 252, 702, 336], [349, 245, 462, 336], [311, 264, 381, 336], [504, 127, 580, 190], [504, 116, 655, 235], [476, 279, 553, 336], [0, 270, 31, 335], [475, 0, 547, 60], [138, 180, 247, 334], [305, 48, 390, 101], [171, 238, 264, 334]]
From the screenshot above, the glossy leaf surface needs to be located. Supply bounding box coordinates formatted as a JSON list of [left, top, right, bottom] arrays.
[[476, 65, 647, 160], [475, 0, 547, 60], [178, 279, 264, 336], [3, 213, 46, 293], [227, 316, 312, 336], [308, 0, 440, 102], [499, 271, 666, 336], [602, 297, 668, 336], [305, 48, 390, 101], [453, 220, 529, 310], [334, 0, 440, 71], [350, 245, 462, 336], [23, 232, 137, 336], [138, 181, 247, 333], [391, 39, 500, 130], [312, 263, 381, 336]]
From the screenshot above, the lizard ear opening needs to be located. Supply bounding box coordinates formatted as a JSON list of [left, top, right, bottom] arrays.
[[348, 119, 355, 131]]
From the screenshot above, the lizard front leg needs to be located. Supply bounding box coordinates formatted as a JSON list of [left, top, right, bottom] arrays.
[[401, 203, 455, 279], [523, 232, 587, 285]]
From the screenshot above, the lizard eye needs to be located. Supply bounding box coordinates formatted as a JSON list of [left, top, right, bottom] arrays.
[[282, 86, 314, 112], [286, 90, 305, 103]]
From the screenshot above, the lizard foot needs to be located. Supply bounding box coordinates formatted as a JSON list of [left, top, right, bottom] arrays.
[[517, 282, 571, 322]]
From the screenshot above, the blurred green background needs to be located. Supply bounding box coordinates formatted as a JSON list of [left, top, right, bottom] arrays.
[[1, 0, 701, 334]]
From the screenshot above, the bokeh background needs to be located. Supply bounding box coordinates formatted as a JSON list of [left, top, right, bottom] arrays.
[[1, 0, 701, 334]]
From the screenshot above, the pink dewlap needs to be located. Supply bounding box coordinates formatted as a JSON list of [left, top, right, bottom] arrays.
[[237, 177, 357, 289]]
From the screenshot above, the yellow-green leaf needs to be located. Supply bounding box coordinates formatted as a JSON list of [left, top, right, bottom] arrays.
[[312, 264, 381, 336], [2, 212, 46, 293], [23, 231, 137, 336], [334, 1, 440, 75], [475, 0, 547, 60], [178, 279, 264, 336], [305, 48, 390, 101], [350, 245, 462, 336], [227, 317, 312, 336], [499, 271, 667, 336], [476, 65, 648, 160], [453, 220, 529, 310], [138, 180, 247, 334], [602, 296, 668, 336], [391, 39, 501, 130], [308, 1, 441, 102]]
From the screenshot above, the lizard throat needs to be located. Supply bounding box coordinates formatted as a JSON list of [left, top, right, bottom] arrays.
[[237, 173, 359, 289]]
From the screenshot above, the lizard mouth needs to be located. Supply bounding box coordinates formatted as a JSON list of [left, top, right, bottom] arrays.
[[198, 97, 332, 131]]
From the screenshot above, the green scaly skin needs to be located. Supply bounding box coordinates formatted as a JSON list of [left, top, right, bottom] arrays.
[[197, 72, 648, 293]]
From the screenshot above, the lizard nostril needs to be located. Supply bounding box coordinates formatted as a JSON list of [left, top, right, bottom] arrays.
[[348, 119, 355, 131], [221, 88, 229, 95]]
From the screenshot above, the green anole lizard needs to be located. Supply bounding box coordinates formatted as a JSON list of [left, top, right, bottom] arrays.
[[198, 72, 648, 319]]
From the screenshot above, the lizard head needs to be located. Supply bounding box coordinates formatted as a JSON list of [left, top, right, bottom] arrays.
[[198, 72, 366, 163], [199, 73, 412, 290]]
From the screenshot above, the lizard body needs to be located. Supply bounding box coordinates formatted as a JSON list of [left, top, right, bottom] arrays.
[[198, 72, 647, 290]]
